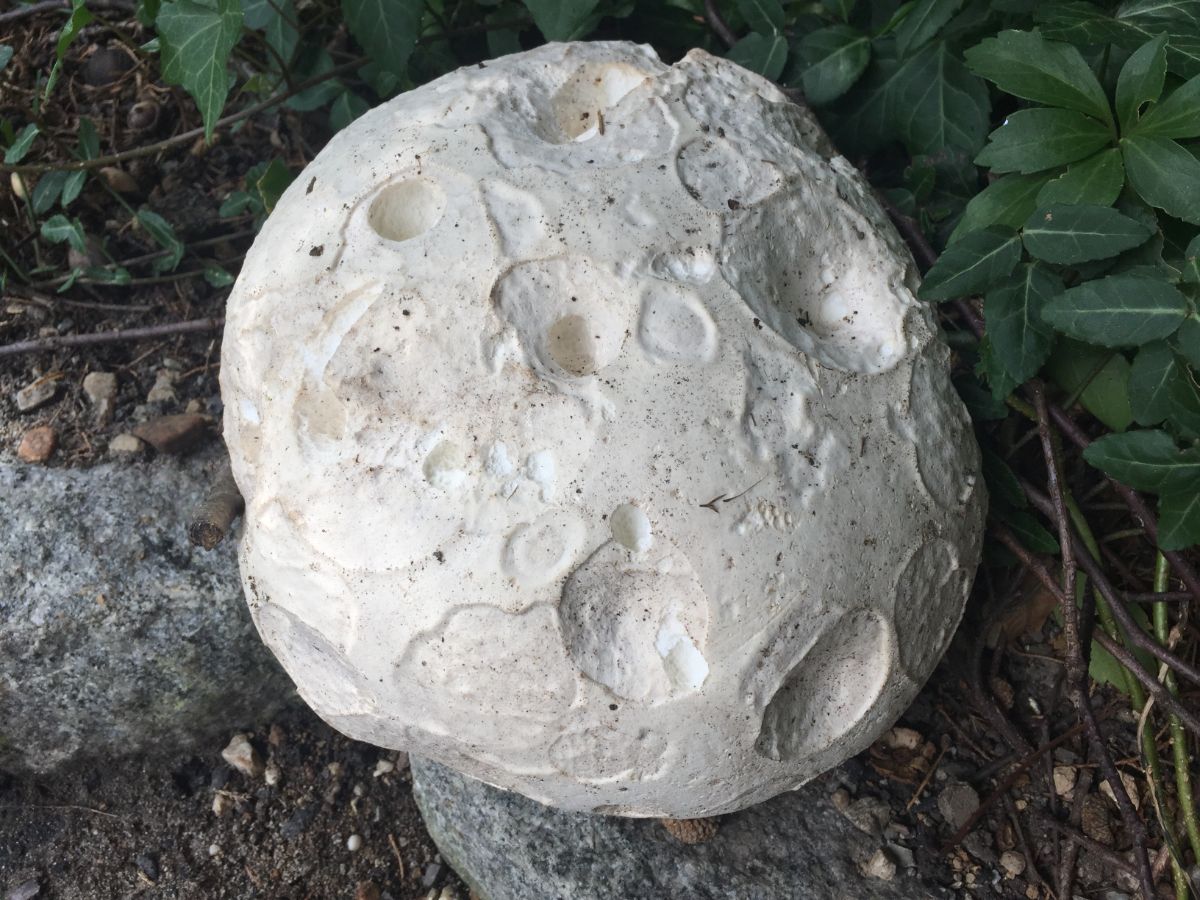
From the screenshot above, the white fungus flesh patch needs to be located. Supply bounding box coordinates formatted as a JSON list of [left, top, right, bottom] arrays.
[[221, 41, 986, 819]]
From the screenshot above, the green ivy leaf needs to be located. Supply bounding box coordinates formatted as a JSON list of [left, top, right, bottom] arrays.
[[78, 118, 99, 160], [1083, 429, 1200, 492], [1133, 72, 1200, 138], [978, 333, 1022, 400], [1159, 487, 1200, 550], [1115, 34, 1167, 133], [975, 108, 1112, 174], [158, 0, 243, 141], [1035, 148, 1125, 207], [242, 0, 299, 64], [45, 0, 95, 100], [729, 32, 788, 80], [982, 446, 1027, 508], [1121, 135, 1200, 223], [920, 226, 1023, 300], [1042, 275, 1189, 346], [964, 29, 1113, 124], [735, 0, 785, 35], [993, 505, 1061, 553], [890, 41, 990, 155], [0, 45, 12, 73], [343, 0, 422, 74], [4, 123, 39, 164], [950, 172, 1052, 242], [894, 0, 964, 58], [330, 90, 370, 132], [136, 209, 184, 271], [203, 264, 235, 287], [1129, 340, 1186, 425], [1177, 313, 1200, 367], [983, 262, 1062, 384], [61, 170, 86, 207], [520, 0, 600, 41], [822, 0, 856, 21], [1182, 236, 1200, 284], [1022, 203, 1153, 264], [1046, 339, 1133, 431], [40, 214, 87, 253], [32, 171, 70, 215], [798, 25, 870, 104], [255, 158, 293, 214]]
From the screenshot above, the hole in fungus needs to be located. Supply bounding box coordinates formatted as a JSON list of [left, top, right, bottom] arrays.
[[551, 64, 650, 142], [367, 178, 445, 242]]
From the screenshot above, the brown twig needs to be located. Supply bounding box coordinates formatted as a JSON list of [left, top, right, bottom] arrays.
[[703, 0, 738, 48], [188, 461, 244, 551], [0, 0, 134, 24], [0, 60, 366, 175], [1030, 809, 1140, 874], [1029, 383, 1155, 900], [0, 317, 223, 358]]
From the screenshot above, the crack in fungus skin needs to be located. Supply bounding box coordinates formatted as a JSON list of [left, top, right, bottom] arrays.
[[220, 41, 986, 819]]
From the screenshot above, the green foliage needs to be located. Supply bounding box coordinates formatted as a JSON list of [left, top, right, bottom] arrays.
[[521, 0, 599, 41], [342, 0, 423, 76], [1022, 204, 1152, 264], [157, 0, 244, 140], [46, 0, 95, 99]]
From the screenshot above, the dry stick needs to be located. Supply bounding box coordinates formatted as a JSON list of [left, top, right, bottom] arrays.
[[0, 317, 223, 358], [188, 462, 244, 551], [0, 0, 133, 24], [0, 58, 367, 175], [1030, 382, 1156, 900], [1030, 809, 1138, 874], [1022, 484, 1200, 690], [703, 0, 738, 48], [996, 526, 1200, 739]]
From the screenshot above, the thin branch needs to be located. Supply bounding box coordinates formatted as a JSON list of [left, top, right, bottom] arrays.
[[1093, 632, 1200, 736], [0, 59, 366, 175], [0, 0, 134, 24], [0, 317, 223, 358], [703, 0, 738, 48]]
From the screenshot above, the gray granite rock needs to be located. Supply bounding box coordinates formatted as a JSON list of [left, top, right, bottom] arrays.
[[412, 758, 950, 900], [0, 450, 295, 773]]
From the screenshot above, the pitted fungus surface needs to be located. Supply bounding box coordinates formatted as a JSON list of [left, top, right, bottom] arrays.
[[221, 41, 986, 818]]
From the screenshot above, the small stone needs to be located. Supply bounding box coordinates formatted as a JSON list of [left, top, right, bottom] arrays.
[[108, 433, 146, 455], [268, 723, 286, 747], [355, 882, 382, 900], [437, 889, 458, 900], [936, 782, 980, 832], [830, 787, 850, 811], [280, 801, 319, 839], [5, 879, 41, 900], [264, 762, 282, 786], [842, 796, 892, 836], [147, 369, 178, 404], [881, 727, 922, 750], [211, 792, 231, 816], [373, 759, 395, 777], [10, 171, 30, 201], [1099, 771, 1140, 810], [659, 816, 719, 844], [17, 426, 56, 464], [82, 47, 134, 86], [99, 167, 138, 194], [135, 852, 160, 882], [1053, 765, 1078, 799], [860, 848, 896, 881], [132, 413, 210, 454], [347, 833, 363, 852], [83, 371, 117, 424], [15, 378, 57, 413], [422, 862, 443, 888], [208, 843, 220, 857], [185, 398, 203, 414], [221, 733, 264, 778], [1000, 850, 1026, 878], [1081, 794, 1114, 845]]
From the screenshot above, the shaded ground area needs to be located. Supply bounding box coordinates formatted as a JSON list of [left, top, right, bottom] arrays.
[[0, 705, 467, 900]]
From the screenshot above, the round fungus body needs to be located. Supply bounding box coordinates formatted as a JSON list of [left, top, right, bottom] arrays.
[[221, 41, 986, 819]]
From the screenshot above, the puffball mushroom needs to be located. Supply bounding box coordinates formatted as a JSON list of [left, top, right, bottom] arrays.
[[220, 41, 986, 819]]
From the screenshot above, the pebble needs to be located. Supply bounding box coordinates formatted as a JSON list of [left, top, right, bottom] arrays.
[[860, 848, 897, 881], [211, 793, 231, 817], [132, 413, 209, 454], [936, 782, 980, 832], [207, 844, 220, 857], [841, 796, 892, 836], [881, 727, 923, 750], [17, 426, 56, 464], [1053, 765, 1078, 798], [280, 800, 320, 840], [422, 861, 443, 888], [5, 879, 41, 900], [146, 369, 178, 404], [373, 758, 396, 778], [83, 371, 117, 424], [15, 378, 57, 413], [264, 762, 282, 786], [347, 833, 363, 852], [1099, 771, 1141, 810], [108, 433, 146, 455], [830, 787, 850, 811], [221, 733, 264, 778], [1000, 850, 1026, 878], [135, 852, 160, 882], [354, 883, 382, 900]]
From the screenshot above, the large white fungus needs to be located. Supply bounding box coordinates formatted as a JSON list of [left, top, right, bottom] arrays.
[[221, 41, 986, 818]]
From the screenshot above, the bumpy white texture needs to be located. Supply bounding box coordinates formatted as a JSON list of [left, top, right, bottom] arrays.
[[221, 41, 986, 819]]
